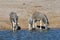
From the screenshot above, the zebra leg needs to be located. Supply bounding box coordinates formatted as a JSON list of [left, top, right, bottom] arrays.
[[44, 24, 47, 30], [40, 20, 43, 30], [33, 20, 35, 28], [18, 22, 19, 25], [29, 24, 32, 30], [35, 23, 37, 28], [12, 22, 16, 31]]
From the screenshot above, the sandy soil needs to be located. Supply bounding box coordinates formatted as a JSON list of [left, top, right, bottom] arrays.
[[0, 0, 60, 30]]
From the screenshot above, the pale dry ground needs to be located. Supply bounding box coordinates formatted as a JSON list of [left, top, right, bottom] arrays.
[[0, 0, 60, 30]]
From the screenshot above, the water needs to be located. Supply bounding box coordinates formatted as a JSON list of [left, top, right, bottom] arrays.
[[0, 29, 60, 40]]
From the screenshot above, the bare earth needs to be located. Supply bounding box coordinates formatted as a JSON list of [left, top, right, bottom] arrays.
[[0, 0, 60, 30]]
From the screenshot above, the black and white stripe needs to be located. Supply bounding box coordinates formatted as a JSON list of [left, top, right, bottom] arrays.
[[28, 12, 49, 30], [10, 12, 19, 31]]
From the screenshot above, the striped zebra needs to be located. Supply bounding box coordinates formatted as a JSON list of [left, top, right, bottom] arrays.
[[28, 12, 49, 30], [9, 12, 20, 31]]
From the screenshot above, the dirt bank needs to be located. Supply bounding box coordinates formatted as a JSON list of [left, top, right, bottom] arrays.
[[0, 0, 60, 30]]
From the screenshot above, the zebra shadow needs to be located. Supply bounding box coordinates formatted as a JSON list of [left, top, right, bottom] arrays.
[[17, 25, 21, 30]]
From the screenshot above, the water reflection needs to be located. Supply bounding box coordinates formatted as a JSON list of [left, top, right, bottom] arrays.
[[0, 29, 60, 40]]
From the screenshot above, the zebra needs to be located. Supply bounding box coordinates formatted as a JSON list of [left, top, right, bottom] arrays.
[[28, 12, 49, 30], [28, 15, 34, 30], [9, 12, 20, 31]]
